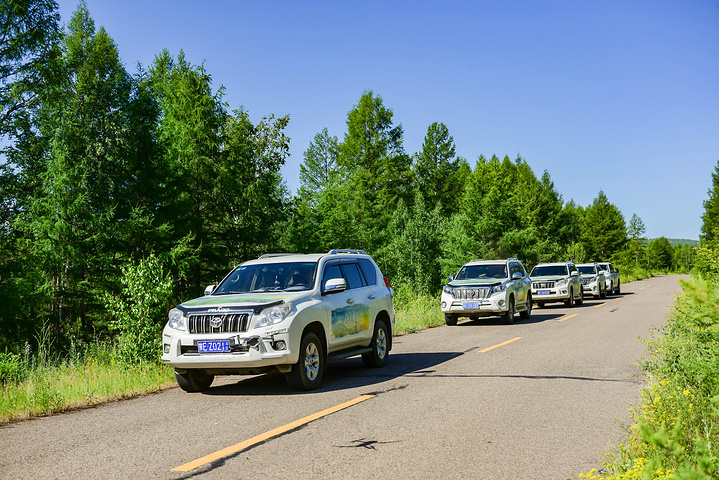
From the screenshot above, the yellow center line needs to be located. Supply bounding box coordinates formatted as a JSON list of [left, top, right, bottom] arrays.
[[172, 394, 376, 472], [478, 336, 523, 353], [593, 302, 606, 308], [558, 313, 578, 322]]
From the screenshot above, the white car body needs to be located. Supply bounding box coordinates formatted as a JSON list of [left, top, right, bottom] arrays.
[[577, 263, 607, 299], [161, 250, 395, 391], [441, 258, 532, 325], [529, 261, 584, 307], [597, 262, 621, 295]]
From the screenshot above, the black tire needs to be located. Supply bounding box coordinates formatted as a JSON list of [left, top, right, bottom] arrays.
[[536, 302, 545, 308], [286, 332, 324, 391], [444, 314, 458, 326], [362, 319, 390, 367], [575, 288, 584, 306], [615, 281, 621, 295], [175, 369, 214, 392], [520, 293, 532, 319], [564, 287, 574, 307], [501, 296, 515, 325], [600, 284, 607, 299]]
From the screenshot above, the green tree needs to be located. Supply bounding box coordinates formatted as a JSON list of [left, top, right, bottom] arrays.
[[413, 122, 464, 215], [646, 237, 674, 270], [0, 0, 60, 135], [299, 128, 339, 204], [627, 213, 647, 266], [701, 160, 719, 243], [581, 190, 627, 260]]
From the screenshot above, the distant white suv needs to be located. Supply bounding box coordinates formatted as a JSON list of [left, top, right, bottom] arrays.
[[597, 262, 621, 295], [577, 263, 607, 299], [529, 261, 584, 307], [161, 250, 395, 392], [441, 258, 532, 325]]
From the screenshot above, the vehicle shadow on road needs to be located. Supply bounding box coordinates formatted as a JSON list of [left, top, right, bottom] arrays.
[[454, 313, 562, 326], [203, 351, 463, 396]]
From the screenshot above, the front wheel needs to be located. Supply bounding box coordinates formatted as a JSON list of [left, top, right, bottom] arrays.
[[286, 332, 324, 391], [520, 294, 532, 319], [501, 296, 515, 325], [615, 281, 621, 295], [600, 285, 607, 299], [575, 288, 584, 306], [564, 287, 574, 307], [444, 314, 458, 326], [175, 369, 214, 393], [363, 319, 390, 367]]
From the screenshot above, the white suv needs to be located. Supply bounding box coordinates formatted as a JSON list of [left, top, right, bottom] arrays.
[[577, 263, 607, 299], [441, 258, 532, 325], [598, 262, 621, 295], [529, 261, 584, 307], [161, 250, 395, 392]]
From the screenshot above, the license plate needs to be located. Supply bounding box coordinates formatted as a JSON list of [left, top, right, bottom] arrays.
[[538, 290, 551, 295], [463, 302, 480, 310], [198, 340, 230, 353]]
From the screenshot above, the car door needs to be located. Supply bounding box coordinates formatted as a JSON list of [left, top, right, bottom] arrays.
[[321, 261, 373, 352]]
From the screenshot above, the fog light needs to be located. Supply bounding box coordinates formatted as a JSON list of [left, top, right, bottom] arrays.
[[498, 300, 506, 308], [441, 301, 447, 309], [163, 344, 170, 354], [274, 340, 287, 350]]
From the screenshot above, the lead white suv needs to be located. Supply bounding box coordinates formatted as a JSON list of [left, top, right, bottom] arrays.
[[441, 258, 532, 325], [161, 250, 395, 392]]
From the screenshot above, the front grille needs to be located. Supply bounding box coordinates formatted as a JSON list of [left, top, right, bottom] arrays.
[[188, 312, 251, 334], [452, 287, 491, 300], [533, 281, 555, 289], [581, 278, 591, 285]]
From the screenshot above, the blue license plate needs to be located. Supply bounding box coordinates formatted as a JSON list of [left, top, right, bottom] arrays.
[[198, 340, 230, 353], [538, 290, 551, 295], [463, 302, 480, 310]]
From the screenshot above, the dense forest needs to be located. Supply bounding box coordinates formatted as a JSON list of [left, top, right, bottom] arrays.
[[0, 1, 700, 355]]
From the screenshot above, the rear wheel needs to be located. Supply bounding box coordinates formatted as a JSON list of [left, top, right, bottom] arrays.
[[175, 369, 214, 393], [501, 296, 515, 325], [444, 314, 458, 326], [286, 332, 324, 391], [614, 281, 621, 295], [363, 319, 390, 367]]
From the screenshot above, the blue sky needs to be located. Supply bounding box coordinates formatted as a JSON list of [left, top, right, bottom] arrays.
[[56, 0, 719, 240]]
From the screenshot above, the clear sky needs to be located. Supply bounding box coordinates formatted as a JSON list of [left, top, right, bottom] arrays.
[[56, 0, 719, 240]]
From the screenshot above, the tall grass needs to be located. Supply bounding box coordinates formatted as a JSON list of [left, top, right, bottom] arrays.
[[580, 276, 719, 479]]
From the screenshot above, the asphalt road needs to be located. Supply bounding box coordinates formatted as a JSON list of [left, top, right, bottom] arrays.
[[0, 275, 686, 479]]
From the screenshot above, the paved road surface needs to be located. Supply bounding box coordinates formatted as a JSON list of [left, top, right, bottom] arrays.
[[0, 275, 686, 479]]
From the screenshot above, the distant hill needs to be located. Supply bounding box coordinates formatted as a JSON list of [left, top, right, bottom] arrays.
[[664, 238, 699, 246]]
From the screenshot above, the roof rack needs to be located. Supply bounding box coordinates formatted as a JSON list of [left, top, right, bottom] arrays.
[[328, 249, 367, 255], [258, 253, 299, 259]]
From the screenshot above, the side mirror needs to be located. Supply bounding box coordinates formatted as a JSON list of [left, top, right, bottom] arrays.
[[512, 272, 523, 280], [204, 285, 215, 296], [322, 278, 347, 295], [448, 275, 455, 281], [570, 271, 578, 277]]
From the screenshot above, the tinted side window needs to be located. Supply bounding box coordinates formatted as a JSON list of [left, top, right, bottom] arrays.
[[569, 264, 577, 274], [358, 258, 378, 285], [341, 263, 365, 289], [323, 264, 343, 290]]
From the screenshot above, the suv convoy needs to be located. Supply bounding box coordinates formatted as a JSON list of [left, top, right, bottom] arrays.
[[598, 262, 621, 295], [529, 261, 584, 307], [161, 250, 395, 392], [577, 263, 607, 299], [441, 258, 532, 325]]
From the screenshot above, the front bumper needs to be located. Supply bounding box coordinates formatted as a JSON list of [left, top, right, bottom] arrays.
[[531, 287, 570, 302], [161, 327, 296, 370], [441, 294, 509, 316], [582, 283, 602, 296]]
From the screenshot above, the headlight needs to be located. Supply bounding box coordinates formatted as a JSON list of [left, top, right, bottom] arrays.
[[491, 284, 507, 295], [443, 285, 454, 294], [556, 278, 568, 287], [255, 302, 292, 328], [168, 308, 186, 331], [586, 276, 596, 283]]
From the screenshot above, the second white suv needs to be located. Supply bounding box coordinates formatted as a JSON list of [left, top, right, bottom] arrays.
[[441, 258, 532, 325], [577, 263, 607, 300], [529, 261, 584, 307], [161, 250, 395, 392]]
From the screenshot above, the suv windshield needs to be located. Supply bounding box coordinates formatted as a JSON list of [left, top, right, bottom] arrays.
[[456, 264, 507, 280], [577, 265, 597, 275], [214, 262, 318, 294], [530, 265, 568, 277]]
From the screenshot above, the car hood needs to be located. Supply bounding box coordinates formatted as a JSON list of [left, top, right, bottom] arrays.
[[177, 292, 304, 314], [448, 279, 502, 287], [531, 275, 569, 281]]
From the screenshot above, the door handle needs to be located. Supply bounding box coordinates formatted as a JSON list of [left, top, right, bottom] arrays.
[[367, 295, 376, 300], [346, 299, 355, 304]]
